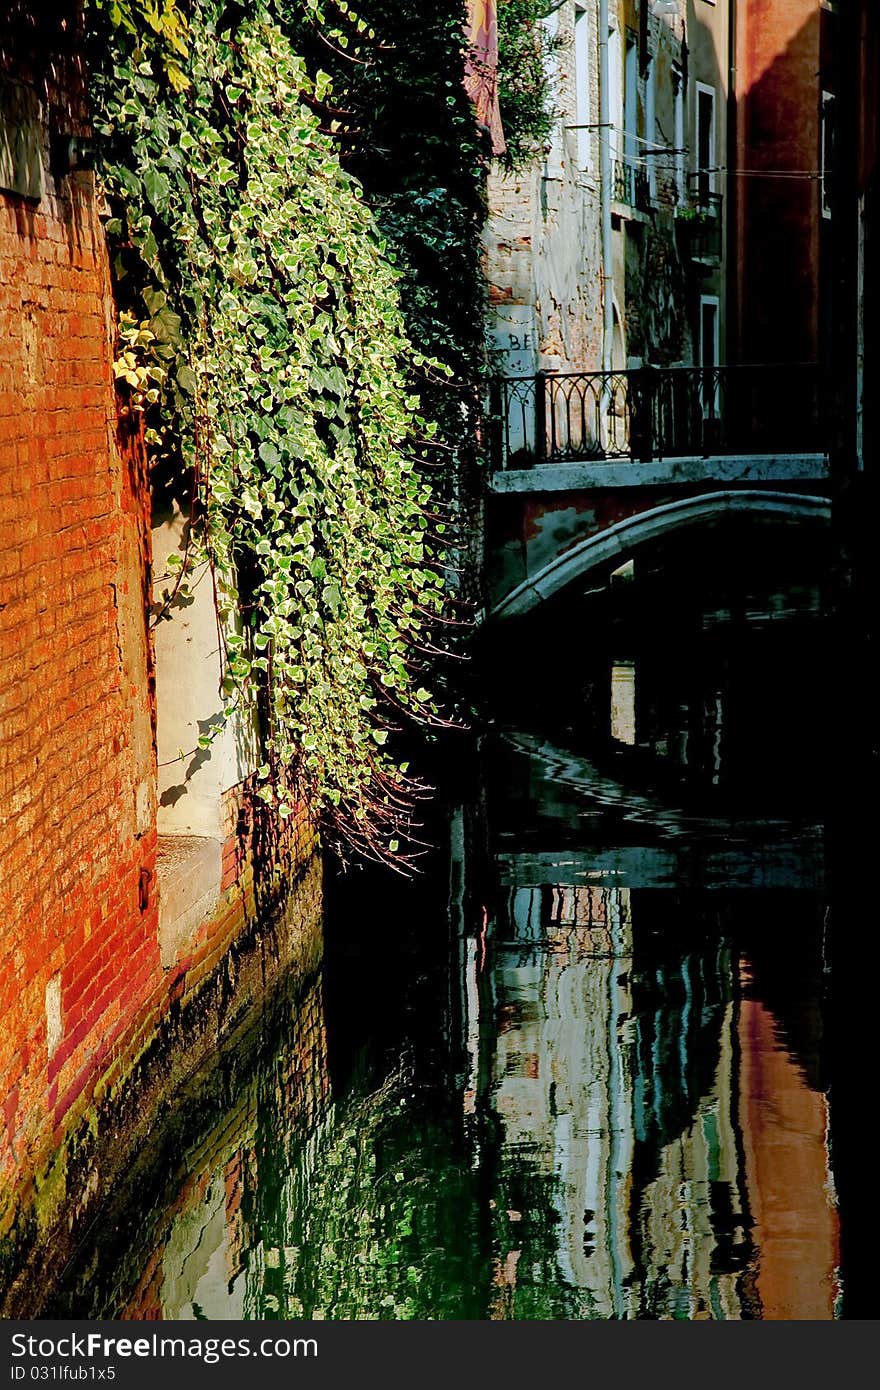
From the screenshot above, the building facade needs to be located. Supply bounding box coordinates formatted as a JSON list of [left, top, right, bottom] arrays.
[[485, 1, 733, 389], [730, 0, 838, 366]]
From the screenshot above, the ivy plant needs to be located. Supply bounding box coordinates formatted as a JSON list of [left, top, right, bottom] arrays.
[[86, 0, 458, 863], [496, 0, 561, 169], [289, 0, 490, 609]]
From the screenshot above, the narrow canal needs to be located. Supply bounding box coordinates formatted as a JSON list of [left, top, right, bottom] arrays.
[[41, 521, 849, 1320]]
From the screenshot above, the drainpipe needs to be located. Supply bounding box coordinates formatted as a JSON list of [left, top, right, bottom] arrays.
[[599, 0, 614, 375]]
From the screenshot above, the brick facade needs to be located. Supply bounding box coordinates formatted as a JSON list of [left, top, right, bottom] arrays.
[[0, 10, 323, 1299], [0, 8, 159, 1215]]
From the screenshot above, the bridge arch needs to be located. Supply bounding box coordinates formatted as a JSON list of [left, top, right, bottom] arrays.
[[489, 489, 831, 622]]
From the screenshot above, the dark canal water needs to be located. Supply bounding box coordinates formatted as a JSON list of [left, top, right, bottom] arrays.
[[43, 522, 851, 1320]]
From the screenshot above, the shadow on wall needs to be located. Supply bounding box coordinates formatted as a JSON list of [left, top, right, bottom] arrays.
[[0, 5, 98, 259], [734, 7, 824, 364]]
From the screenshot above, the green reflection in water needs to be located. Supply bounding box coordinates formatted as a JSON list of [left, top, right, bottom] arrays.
[[236, 1077, 490, 1320], [47, 891, 834, 1321]]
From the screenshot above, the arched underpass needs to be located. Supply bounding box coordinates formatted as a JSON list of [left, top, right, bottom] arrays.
[[489, 489, 832, 622]]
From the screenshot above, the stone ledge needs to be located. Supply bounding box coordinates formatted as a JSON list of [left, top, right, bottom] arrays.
[[156, 834, 222, 968], [490, 453, 831, 494]]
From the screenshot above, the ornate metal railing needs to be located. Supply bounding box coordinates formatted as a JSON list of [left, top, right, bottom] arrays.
[[613, 158, 652, 213], [488, 363, 825, 470], [677, 190, 724, 264]]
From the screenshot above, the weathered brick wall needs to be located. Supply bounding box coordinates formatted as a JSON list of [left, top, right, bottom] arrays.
[[485, 2, 603, 376], [0, 9, 160, 1223], [0, 13, 324, 1297]]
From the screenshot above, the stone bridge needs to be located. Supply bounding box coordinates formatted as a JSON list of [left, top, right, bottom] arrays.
[[485, 365, 831, 620]]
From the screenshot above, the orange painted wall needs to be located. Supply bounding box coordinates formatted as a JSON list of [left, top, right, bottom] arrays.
[[0, 18, 320, 1271], [733, 0, 823, 363], [738, 959, 840, 1319]]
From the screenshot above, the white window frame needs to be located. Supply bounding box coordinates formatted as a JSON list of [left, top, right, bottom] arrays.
[[624, 32, 638, 174], [540, 7, 564, 180], [608, 18, 623, 165], [699, 294, 720, 366], [645, 53, 657, 199], [699, 294, 721, 417], [695, 81, 717, 199], [574, 4, 591, 172], [673, 68, 685, 205]]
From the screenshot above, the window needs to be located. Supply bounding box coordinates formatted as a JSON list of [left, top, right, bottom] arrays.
[[673, 69, 685, 205], [645, 54, 656, 199], [608, 19, 623, 165], [696, 82, 716, 201], [624, 32, 638, 173], [699, 295, 720, 419], [700, 296, 720, 369], [540, 7, 563, 180], [574, 5, 591, 171]]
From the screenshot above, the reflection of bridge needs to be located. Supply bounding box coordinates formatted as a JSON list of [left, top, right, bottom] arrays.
[[486, 364, 831, 621]]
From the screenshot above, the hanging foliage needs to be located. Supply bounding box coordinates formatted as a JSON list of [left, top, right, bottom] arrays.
[[496, 0, 560, 169], [289, 0, 490, 612], [86, 0, 459, 864]]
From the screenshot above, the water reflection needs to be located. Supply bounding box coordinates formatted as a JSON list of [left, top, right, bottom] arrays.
[[64, 971, 490, 1321], [610, 661, 637, 747], [48, 864, 838, 1319], [472, 880, 838, 1319], [490, 524, 831, 823], [36, 525, 842, 1320], [591, 634, 824, 811]]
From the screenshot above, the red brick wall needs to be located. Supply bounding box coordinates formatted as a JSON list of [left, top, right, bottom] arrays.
[[0, 16, 160, 1222], [0, 17, 322, 1286]]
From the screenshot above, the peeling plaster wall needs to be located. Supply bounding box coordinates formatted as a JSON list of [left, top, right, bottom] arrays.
[[152, 503, 258, 842], [485, 2, 722, 379], [485, 3, 603, 376]]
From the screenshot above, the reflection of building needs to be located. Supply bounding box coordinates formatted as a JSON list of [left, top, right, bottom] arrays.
[[489, 886, 635, 1317], [470, 878, 839, 1318], [824, 0, 879, 1317], [737, 960, 840, 1320], [630, 925, 751, 1319], [636, 996, 745, 1321], [117, 976, 331, 1321]]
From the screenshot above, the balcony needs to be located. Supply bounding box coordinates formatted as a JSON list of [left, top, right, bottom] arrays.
[[488, 364, 826, 470], [677, 190, 724, 266], [613, 158, 652, 214]]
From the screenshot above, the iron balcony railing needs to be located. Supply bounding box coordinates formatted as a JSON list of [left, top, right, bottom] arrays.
[[677, 190, 724, 264], [614, 158, 652, 213], [488, 363, 826, 470]]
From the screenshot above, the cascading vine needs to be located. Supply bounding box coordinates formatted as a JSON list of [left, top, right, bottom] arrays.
[[496, 0, 561, 169], [86, 0, 456, 863]]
